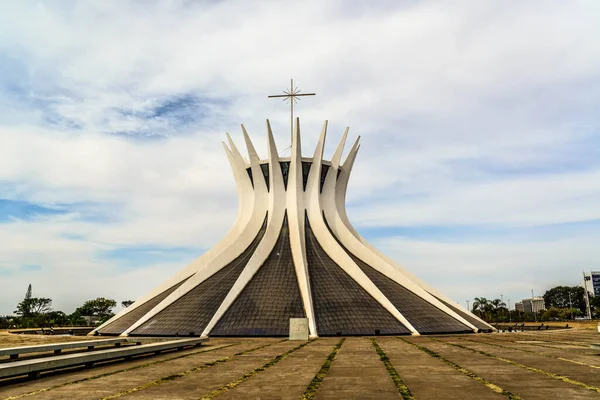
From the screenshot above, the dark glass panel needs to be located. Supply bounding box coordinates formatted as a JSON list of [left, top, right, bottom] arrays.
[[246, 168, 254, 188], [129, 214, 268, 336], [98, 278, 189, 335], [320, 213, 471, 334], [305, 216, 410, 336], [211, 214, 305, 336], [349, 257, 471, 333], [260, 163, 270, 192], [320, 165, 330, 193], [302, 162, 311, 191], [280, 161, 290, 190]]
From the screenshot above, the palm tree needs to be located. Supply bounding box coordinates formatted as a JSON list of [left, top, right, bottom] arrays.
[[490, 298, 507, 321], [491, 299, 501, 310], [472, 297, 489, 319]]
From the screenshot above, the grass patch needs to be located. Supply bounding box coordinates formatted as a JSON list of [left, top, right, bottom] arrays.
[[371, 339, 414, 400], [300, 338, 345, 400], [96, 340, 288, 400], [233, 339, 287, 356], [399, 338, 521, 400], [199, 339, 316, 399], [3, 343, 238, 400], [432, 338, 600, 394], [100, 357, 233, 400]]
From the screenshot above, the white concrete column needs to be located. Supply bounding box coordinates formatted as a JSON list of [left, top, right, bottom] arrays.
[[286, 118, 318, 338], [305, 123, 419, 335]]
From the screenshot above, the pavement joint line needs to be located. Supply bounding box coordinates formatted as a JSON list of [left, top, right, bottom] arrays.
[[372, 338, 414, 400], [486, 335, 589, 349], [398, 338, 521, 400], [198, 339, 317, 400], [300, 338, 345, 400], [514, 333, 593, 345], [95, 339, 287, 400], [457, 337, 600, 370], [232, 339, 287, 356], [430, 338, 600, 394], [1, 343, 240, 400]]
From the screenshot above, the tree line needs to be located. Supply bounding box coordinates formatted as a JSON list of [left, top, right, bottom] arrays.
[[471, 285, 600, 323], [0, 285, 134, 329]]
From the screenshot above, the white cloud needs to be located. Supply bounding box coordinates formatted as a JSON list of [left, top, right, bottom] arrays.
[[376, 231, 600, 306], [350, 167, 600, 228]]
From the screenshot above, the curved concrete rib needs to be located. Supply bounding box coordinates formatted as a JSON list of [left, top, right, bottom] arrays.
[[242, 126, 259, 162], [93, 138, 255, 334], [335, 137, 360, 233], [330, 127, 349, 169], [202, 121, 287, 336], [322, 140, 478, 332], [287, 118, 317, 338], [305, 123, 419, 335], [226, 133, 255, 231], [335, 143, 491, 331], [227, 131, 249, 165], [120, 128, 271, 336]]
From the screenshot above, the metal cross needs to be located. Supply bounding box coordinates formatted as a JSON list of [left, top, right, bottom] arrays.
[[268, 79, 315, 144]]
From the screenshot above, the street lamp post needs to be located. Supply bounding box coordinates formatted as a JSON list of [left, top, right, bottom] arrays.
[[569, 292, 573, 320], [532, 289, 537, 322], [582, 272, 592, 320]]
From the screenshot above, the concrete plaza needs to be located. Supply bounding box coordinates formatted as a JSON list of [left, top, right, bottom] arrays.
[[1, 327, 600, 399]]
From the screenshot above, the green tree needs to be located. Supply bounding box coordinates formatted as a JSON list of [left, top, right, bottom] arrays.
[[75, 298, 117, 324], [558, 308, 582, 320], [542, 307, 560, 321], [67, 311, 88, 326], [121, 300, 134, 308], [543, 286, 585, 313], [15, 297, 52, 317], [488, 299, 507, 321], [591, 296, 600, 318], [0, 316, 13, 329], [472, 297, 490, 319], [13, 297, 53, 328], [46, 311, 69, 327]]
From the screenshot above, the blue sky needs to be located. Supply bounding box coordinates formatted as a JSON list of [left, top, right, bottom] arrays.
[[0, 0, 599, 314]]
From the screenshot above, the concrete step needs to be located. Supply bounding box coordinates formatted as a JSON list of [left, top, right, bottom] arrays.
[[0, 337, 208, 379], [0, 338, 128, 359]]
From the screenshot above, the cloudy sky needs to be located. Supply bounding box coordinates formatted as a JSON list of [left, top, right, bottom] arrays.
[[0, 0, 599, 314]]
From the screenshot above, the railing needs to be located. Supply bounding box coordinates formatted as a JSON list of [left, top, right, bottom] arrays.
[[493, 323, 570, 331]]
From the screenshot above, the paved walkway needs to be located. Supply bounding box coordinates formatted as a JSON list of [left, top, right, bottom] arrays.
[[377, 337, 504, 400], [314, 337, 399, 400], [1, 330, 600, 399]]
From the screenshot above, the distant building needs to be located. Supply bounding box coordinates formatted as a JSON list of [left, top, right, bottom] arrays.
[[521, 297, 545, 313], [590, 271, 600, 296], [515, 302, 524, 312], [81, 315, 102, 325]]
